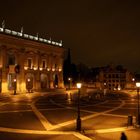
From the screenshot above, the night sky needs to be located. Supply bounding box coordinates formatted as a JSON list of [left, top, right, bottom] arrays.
[[0, 0, 140, 72]]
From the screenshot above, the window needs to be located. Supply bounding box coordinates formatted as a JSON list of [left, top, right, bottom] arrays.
[[55, 64, 57, 69], [27, 58, 32, 69], [112, 74, 115, 78], [8, 55, 15, 65], [42, 60, 46, 69]]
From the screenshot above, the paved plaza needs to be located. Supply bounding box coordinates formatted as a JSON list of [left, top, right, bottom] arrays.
[[0, 91, 140, 140]]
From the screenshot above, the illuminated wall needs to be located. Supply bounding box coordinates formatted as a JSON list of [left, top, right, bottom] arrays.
[[0, 28, 64, 94], [96, 65, 134, 91]]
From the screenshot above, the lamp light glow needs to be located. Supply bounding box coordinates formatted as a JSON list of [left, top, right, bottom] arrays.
[[24, 66, 28, 70], [76, 83, 82, 89], [52, 68, 55, 71], [136, 82, 140, 88], [132, 78, 135, 81], [39, 67, 43, 71], [33, 67, 37, 70], [68, 78, 71, 81], [58, 68, 62, 72]]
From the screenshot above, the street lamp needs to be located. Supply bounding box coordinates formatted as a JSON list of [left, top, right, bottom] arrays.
[[68, 77, 71, 90], [27, 78, 31, 93], [13, 78, 17, 95], [103, 82, 107, 97], [136, 82, 140, 126], [67, 78, 72, 102], [76, 82, 82, 131]]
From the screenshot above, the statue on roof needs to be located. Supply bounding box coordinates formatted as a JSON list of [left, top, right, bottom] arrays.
[[36, 33, 39, 39], [2, 20, 5, 29], [21, 26, 23, 34]]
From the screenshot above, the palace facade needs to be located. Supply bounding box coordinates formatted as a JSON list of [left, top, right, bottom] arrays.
[[95, 65, 135, 90], [0, 27, 64, 94]]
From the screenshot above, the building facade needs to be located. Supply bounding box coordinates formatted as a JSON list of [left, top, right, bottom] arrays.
[[0, 27, 64, 94], [95, 65, 135, 90]]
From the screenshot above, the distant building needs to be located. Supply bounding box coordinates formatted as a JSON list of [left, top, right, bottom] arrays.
[[135, 74, 140, 82], [94, 65, 135, 90], [0, 27, 64, 94]]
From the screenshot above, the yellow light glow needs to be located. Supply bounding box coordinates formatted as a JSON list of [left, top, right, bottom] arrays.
[[132, 78, 135, 81], [47, 68, 50, 71], [118, 87, 121, 90], [33, 67, 37, 70], [2, 82, 8, 92], [39, 67, 43, 71], [52, 68, 55, 71], [136, 82, 140, 87], [24, 66, 28, 70], [68, 77, 71, 81], [20, 82, 26, 92], [76, 83, 82, 89], [59, 68, 62, 72]]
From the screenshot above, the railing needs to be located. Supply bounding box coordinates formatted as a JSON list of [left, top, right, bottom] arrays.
[[0, 27, 63, 47]]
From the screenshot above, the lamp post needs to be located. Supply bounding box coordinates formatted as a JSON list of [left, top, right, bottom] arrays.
[[13, 78, 17, 95], [103, 82, 107, 97], [27, 78, 31, 93], [67, 78, 72, 102], [68, 77, 71, 90], [136, 82, 140, 126], [76, 82, 82, 131]]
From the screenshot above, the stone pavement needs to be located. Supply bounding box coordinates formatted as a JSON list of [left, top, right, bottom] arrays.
[[0, 91, 140, 140], [88, 129, 140, 140]]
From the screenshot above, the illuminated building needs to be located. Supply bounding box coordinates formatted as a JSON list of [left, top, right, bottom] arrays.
[[95, 65, 135, 90], [0, 26, 64, 94]]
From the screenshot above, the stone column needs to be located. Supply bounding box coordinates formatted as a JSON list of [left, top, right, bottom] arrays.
[[1, 71, 8, 93], [58, 56, 64, 88], [34, 71, 41, 91], [49, 72, 54, 89], [1, 47, 8, 93], [58, 72, 64, 88], [35, 53, 41, 91], [18, 51, 26, 93]]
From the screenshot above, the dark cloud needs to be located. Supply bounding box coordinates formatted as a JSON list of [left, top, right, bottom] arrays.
[[0, 0, 140, 72]]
